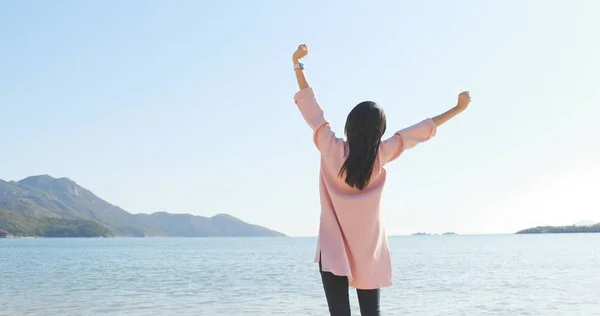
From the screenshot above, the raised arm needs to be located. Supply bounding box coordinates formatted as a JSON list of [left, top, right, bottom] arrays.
[[380, 91, 472, 164], [293, 44, 310, 90], [292, 44, 341, 154], [431, 91, 471, 126]]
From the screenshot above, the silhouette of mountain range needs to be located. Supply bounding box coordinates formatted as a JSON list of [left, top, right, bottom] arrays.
[[0, 175, 285, 238]]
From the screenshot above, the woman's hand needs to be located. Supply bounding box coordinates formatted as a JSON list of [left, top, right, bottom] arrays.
[[292, 44, 310, 89], [431, 91, 472, 126], [293, 44, 309, 63], [457, 91, 471, 110]]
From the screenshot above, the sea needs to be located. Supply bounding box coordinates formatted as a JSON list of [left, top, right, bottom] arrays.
[[1, 234, 600, 315]]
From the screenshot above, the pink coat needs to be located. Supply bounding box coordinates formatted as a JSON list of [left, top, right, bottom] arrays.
[[295, 87, 437, 290]]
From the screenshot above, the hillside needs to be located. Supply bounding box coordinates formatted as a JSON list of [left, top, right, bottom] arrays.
[[0, 175, 285, 237], [517, 223, 600, 234], [0, 208, 110, 237]]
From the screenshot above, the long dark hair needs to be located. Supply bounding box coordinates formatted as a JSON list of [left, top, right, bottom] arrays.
[[338, 101, 387, 190]]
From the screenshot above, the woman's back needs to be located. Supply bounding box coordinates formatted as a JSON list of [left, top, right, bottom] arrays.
[[295, 87, 437, 289]]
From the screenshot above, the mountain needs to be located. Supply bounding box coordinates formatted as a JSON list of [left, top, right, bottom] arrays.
[[573, 220, 596, 227], [516, 223, 600, 234], [0, 208, 110, 238], [0, 175, 285, 238]]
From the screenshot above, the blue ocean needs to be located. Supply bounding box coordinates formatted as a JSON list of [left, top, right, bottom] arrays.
[[2, 234, 599, 315]]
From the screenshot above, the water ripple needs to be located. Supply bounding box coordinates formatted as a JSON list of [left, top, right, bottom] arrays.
[[1, 235, 600, 315]]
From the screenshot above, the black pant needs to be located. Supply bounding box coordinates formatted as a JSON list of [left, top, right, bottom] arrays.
[[319, 260, 381, 316]]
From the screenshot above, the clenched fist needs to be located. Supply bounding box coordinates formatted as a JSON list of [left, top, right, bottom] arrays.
[[293, 44, 309, 62], [457, 91, 471, 110]]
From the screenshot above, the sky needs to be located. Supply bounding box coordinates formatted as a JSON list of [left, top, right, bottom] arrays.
[[1, 0, 598, 236]]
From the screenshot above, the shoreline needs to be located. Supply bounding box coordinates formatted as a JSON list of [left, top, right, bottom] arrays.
[[1, 235, 290, 239], [4, 232, 600, 239]]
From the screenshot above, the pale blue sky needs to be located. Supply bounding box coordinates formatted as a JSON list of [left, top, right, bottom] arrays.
[[1, 1, 598, 236]]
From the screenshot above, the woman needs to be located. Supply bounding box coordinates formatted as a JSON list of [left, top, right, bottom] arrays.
[[292, 44, 471, 316]]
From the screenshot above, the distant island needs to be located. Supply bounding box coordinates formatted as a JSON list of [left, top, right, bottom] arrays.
[[0, 175, 285, 238], [517, 223, 600, 234], [411, 232, 458, 236]]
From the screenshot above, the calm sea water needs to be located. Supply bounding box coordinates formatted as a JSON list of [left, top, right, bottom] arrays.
[[1, 235, 600, 315]]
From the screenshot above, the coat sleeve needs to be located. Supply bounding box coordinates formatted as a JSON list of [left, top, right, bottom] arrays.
[[380, 118, 437, 164]]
